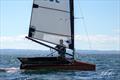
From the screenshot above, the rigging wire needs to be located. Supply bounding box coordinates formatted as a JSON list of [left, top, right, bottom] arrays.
[[77, 0, 93, 50], [47, 48, 57, 56]]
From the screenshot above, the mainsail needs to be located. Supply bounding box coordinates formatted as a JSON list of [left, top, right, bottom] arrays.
[[28, 0, 74, 50]]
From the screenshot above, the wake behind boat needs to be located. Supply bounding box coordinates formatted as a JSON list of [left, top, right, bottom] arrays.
[[18, 0, 95, 71], [0, 67, 19, 73]]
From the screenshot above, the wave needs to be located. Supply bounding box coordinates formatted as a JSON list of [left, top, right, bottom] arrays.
[[0, 67, 19, 73]]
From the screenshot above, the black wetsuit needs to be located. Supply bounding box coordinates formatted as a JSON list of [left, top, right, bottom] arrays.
[[56, 45, 66, 58]]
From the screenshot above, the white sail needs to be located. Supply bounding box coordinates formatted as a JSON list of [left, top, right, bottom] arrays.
[[28, 0, 72, 48]]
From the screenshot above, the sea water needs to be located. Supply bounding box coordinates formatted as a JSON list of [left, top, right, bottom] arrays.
[[0, 49, 120, 80]]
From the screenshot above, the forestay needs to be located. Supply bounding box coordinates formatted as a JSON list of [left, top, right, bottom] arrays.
[[28, 0, 73, 49]]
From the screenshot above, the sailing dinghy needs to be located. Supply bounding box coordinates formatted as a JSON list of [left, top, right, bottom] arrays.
[[18, 0, 95, 71]]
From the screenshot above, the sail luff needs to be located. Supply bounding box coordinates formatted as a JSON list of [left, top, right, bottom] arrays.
[[69, 0, 75, 59], [70, 0, 74, 50]]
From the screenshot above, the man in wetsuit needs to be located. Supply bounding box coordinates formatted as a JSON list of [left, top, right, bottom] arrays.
[[55, 39, 66, 59]]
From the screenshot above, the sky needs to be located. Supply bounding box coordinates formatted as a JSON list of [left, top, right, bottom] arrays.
[[0, 0, 120, 50]]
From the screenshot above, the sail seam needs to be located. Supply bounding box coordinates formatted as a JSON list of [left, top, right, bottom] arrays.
[[30, 37, 58, 45], [35, 29, 71, 37], [37, 5, 70, 13]]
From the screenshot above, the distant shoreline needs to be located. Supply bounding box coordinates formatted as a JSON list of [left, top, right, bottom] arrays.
[[0, 48, 119, 51], [0, 49, 119, 54]]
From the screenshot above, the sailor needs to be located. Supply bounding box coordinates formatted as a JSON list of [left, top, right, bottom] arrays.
[[55, 39, 66, 59]]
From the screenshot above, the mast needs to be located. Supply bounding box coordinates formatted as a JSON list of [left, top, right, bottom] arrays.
[[70, 0, 75, 59]]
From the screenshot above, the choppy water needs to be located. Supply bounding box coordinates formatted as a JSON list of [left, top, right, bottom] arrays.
[[0, 49, 120, 80]]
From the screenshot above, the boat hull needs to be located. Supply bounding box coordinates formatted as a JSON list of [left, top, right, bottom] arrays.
[[18, 57, 95, 71]]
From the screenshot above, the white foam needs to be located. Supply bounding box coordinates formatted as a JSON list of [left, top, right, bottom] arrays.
[[0, 67, 19, 73]]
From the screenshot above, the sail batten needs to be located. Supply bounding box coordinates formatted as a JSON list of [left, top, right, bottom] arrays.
[[34, 29, 71, 37], [28, 0, 73, 49], [33, 4, 70, 13]]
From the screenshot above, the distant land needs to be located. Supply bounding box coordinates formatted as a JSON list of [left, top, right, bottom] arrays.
[[0, 49, 119, 54]]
